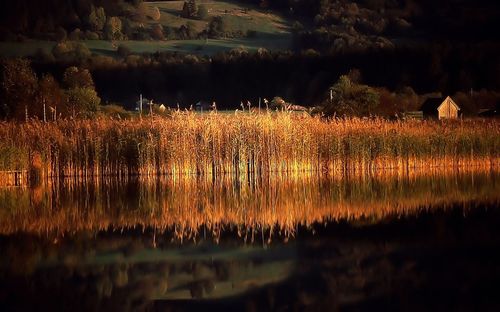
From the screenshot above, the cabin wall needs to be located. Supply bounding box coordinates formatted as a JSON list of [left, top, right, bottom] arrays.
[[438, 100, 459, 119]]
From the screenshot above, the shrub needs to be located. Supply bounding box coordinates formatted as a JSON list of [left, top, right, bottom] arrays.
[[69, 28, 82, 41], [100, 104, 132, 119], [151, 24, 164, 40], [150, 6, 161, 21], [208, 16, 228, 38], [197, 5, 209, 20], [117, 44, 131, 57], [104, 17, 123, 40], [85, 31, 100, 40], [246, 29, 257, 38], [55, 27, 67, 42]]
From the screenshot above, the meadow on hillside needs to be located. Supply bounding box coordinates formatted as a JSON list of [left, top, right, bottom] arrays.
[[0, 0, 292, 57]]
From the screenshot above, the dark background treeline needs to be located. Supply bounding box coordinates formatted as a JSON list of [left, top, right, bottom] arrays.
[[30, 41, 500, 109]]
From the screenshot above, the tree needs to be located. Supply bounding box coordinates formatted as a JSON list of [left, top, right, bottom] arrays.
[[182, 0, 197, 19], [63, 66, 94, 89], [151, 24, 164, 40], [37, 74, 66, 119], [197, 5, 208, 20], [86, 5, 106, 31], [104, 16, 123, 40], [62, 66, 100, 117], [323, 75, 379, 117], [150, 6, 161, 21], [208, 16, 227, 38], [65, 87, 101, 118], [0, 59, 38, 120], [52, 42, 91, 62]]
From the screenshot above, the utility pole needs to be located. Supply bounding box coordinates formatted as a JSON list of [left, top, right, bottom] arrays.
[[25, 105, 28, 122], [258, 97, 261, 112], [149, 100, 153, 117], [139, 94, 143, 119], [43, 99, 46, 123]]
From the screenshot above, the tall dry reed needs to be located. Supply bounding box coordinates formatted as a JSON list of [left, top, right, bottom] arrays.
[[0, 112, 498, 178]]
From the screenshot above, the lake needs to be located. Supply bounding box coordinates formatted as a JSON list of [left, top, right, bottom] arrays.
[[1, 168, 500, 311]]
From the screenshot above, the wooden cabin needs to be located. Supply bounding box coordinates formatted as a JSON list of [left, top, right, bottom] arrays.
[[420, 96, 460, 120]]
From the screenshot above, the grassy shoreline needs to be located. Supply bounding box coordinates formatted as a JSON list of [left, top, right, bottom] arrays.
[[0, 113, 499, 179]]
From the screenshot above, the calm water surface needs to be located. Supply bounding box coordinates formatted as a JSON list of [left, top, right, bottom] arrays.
[[1, 169, 500, 311]]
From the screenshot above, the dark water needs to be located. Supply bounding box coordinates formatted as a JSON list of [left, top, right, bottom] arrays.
[[1, 169, 500, 311]]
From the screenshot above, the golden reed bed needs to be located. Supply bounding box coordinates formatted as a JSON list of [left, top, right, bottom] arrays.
[[0, 113, 499, 178], [1, 167, 499, 241]]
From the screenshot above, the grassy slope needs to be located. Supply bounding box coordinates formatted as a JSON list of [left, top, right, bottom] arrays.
[[0, 0, 292, 57]]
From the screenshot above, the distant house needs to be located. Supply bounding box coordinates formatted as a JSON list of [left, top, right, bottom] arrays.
[[135, 98, 150, 112], [478, 103, 500, 118], [288, 104, 308, 112], [195, 101, 214, 112], [420, 96, 460, 120]]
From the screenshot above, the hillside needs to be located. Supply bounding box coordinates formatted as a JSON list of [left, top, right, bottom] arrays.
[[0, 0, 293, 57]]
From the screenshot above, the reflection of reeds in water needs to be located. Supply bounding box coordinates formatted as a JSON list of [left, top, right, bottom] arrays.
[[0, 114, 498, 178], [1, 167, 499, 241]]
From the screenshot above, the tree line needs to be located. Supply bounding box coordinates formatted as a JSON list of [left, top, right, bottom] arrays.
[[0, 59, 101, 120], [28, 40, 498, 110]]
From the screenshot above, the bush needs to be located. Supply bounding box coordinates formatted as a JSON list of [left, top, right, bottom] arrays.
[[55, 27, 67, 42], [85, 31, 100, 40], [53, 42, 91, 62], [246, 29, 257, 38], [197, 5, 209, 20], [34, 48, 55, 63], [150, 6, 161, 21], [117, 44, 131, 57], [69, 28, 82, 41], [100, 104, 132, 119], [74, 42, 91, 60], [208, 16, 228, 38], [151, 24, 164, 40], [52, 42, 72, 59]]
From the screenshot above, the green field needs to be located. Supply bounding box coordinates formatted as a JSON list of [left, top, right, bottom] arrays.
[[0, 0, 292, 57], [148, 0, 290, 33]]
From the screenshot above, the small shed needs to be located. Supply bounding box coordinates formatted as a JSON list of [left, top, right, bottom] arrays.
[[420, 96, 460, 120]]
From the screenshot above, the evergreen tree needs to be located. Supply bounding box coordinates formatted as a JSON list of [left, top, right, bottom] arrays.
[[182, 0, 197, 19]]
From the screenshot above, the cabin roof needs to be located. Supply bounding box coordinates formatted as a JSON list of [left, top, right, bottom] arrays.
[[420, 96, 459, 113]]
